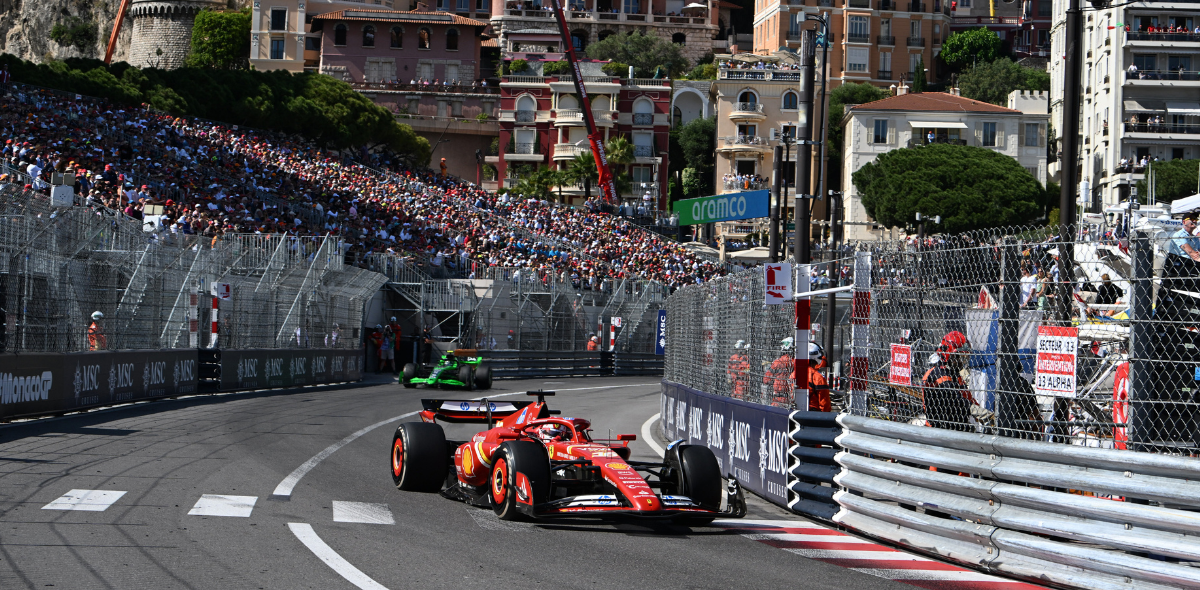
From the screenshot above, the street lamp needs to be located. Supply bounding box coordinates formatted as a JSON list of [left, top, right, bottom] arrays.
[[914, 211, 941, 240]]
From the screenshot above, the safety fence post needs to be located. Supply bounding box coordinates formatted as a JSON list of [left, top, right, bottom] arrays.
[[848, 251, 871, 414], [794, 264, 810, 411], [1128, 231, 1152, 452]]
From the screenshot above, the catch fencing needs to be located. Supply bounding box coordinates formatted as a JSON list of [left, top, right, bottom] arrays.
[[0, 180, 385, 354]]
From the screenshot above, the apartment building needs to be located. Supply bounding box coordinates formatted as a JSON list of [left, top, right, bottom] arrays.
[[487, 63, 673, 207], [487, 0, 723, 66], [1050, 2, 1200, 211], [752, 0, 952, 89], [841, 89, 1049, 240], [312, 9, 488, 83], [949, 0, 1052, 59]]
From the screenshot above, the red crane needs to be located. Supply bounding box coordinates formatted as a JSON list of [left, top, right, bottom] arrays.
[[104, 0, 133, 65], [546, 0, 619, 204]]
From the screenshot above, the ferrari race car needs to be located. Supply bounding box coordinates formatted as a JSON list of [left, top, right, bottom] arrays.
[[401, 349, 493, 390], [389, 391, 746, 522]]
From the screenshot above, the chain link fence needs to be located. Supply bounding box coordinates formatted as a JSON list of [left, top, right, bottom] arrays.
[[665, 220, 1200, 456], [0, 180, 384, 353]]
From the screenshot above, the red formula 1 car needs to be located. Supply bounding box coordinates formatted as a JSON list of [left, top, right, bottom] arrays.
[[389, 391, 746, 522]]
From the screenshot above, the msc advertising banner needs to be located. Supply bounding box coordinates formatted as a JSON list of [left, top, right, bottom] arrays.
[[660, 380, 791, 507], [0, 349, 198, 420], [219, 349, 364, 391], [673, 190, 769, 226]]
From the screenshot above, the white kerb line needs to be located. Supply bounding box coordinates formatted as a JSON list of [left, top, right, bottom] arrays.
[[271, 384, 657, 498], [640, 412, 665, 458], [288, 523, 389, 590]]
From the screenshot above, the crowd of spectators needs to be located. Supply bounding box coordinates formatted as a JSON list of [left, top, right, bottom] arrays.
[[717, 59, 800, 71], [722, 173, 767, 191], [0, 85, 724, 290]]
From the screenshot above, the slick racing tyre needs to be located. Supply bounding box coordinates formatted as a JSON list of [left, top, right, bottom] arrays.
[[457, 364, 475, 390], [490, 440, 551, 521], [667, 444, 722, 525], [391, 422, 448, 492], [474, 364, 493, 390], [401, 363, 417, 388]]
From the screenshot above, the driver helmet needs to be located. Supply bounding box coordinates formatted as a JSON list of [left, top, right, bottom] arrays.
[[734, 339, 746, 350], [390, 316, 397, 322], [536, 423, 569, 442], [91, 311, 104, 321], [780, 337, 795, 351]]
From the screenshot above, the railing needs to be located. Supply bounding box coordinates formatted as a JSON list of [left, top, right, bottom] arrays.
[[907, 36, 925, 46], [847, 34, 870, 43], [722, 69, 766, 80], [503, 75, 546, 84], [877, 69, 893, 79], [788, 29, 803, 42], [1127, 31, 1200, 42], [952, 16, 1020, 24], [553, 143, 587, 158], [907, 138, 968, 147], [880, 0, 893, 8], [623, 78, 671, 86], [512, 142, 538, 154], [1124, 122, 1200, 135], [554, 108, 583, 122], [593, 110, 615, 123], [908, 0, 924, 10], [722, 179, 768, 191], [719, 135, 769, 148], [732, 102, 765, 114], [515, 110, 536, 122], [848, 0, 871, 7], [877, 35, 895, 44], [633, 112, 654, 125], [350, 82, 498, 94], [634, 145, 655, 158], [1125, 69, 1200, 81]]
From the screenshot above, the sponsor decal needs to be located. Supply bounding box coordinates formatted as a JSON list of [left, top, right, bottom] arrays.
[[462, 445, 475, 477], [0, 371, 53, 404], [688, 406, 704, 441], [606, 463, 630, 470]]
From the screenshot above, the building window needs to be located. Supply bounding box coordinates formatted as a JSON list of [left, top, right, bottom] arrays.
[[960, 0, 970, 6], [1025, 123, 1039, 146], [1168, 55, 1192, 73], [571, 30, 588, 51], [270, 38, 286, 59], [782, 91, 798, 110], [305, 36, 321, 51], [418, 27, 431, 49], [847, 48, 868, 72], [478, 0, 489, 10], [781, 124, 796, 140], [982, 122, 997, 147], [363, 25, 376, 47], [270, 8, 288, 31], [848, 16, 868, 40], [390, 27, 403, 48], [873, 120, 888, 144], [334, 23, 347, 46], [457, 0, 469, 10], [738, 90, 757, 104], [672, 33, 686, 45], [446, 28, 459, 50], [1133, 54, 1156, 71]]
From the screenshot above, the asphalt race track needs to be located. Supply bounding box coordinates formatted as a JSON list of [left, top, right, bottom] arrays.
[[0, 376, 932, 590]]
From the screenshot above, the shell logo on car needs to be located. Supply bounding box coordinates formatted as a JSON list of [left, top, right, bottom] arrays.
[[462, 446, 474, 477], [607, 463, 630, 470]]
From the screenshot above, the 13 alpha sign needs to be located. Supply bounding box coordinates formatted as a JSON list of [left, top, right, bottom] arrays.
[[673, 191, 769, 226]]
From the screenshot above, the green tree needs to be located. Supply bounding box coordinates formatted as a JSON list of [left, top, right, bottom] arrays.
[[585, 31, 689, 78], [826, 82, 888, 187], [685, 62, 717, 80], [681, 167, 705, 197], [541, 60, 571, 75], [958, 58, 1050, 106], [564, 151, 598, 201], [186, 9, 251, 70], [514, 166, 557, 201], [50, 18, 98, 54], [605, 135, 635, 173], [852, 144, 1042, 232], [677, 116, 716, 170], [940, 27, 1002, 70], [913, 58, 927, 93], [1135, 159, 1200, 204]]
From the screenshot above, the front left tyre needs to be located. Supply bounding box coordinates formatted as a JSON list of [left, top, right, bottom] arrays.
[[489, 440, 551, 520], [391, 422, 448, 492]]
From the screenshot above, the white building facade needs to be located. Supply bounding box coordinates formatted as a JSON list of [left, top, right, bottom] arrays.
[[841, 89, 1050, 241]]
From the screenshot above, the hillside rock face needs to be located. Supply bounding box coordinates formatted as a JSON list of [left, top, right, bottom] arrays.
[[0, 0, 247, 65]]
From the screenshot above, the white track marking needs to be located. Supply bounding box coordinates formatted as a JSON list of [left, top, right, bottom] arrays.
[[713, 518, 816, 527], [288, 523, 390, 590], [466, 507, 535, 532], [743, 533, 874, 543], [853, 569, 1000, 581], [785, 549, 932, 560], [188, 495, 258, 517], [332, 502, 394, 525], [41, 489, 126, 512], [273, 384, 655, 499], [641, 413, 665, 457]]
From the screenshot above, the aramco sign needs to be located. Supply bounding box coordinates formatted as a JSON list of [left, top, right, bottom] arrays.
[[673, 190, 769, 225]]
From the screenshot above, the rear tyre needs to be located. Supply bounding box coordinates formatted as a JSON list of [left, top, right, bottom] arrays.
[[474, 364, 493, 390], [391, 422, 448, 492], [457, 364, 475, 391], [490, 440, 551, 520], [401, 363, 417, 388]]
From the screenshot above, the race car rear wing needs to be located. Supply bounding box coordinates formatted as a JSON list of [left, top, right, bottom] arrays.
[[420, 391, 557, 424]]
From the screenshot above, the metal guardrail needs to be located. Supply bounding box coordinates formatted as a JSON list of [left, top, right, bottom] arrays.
[[613, 352, 663, 375], [475, 350, 609, 378], [787, 410, 841, 520], [833, 414, 1200, 590]]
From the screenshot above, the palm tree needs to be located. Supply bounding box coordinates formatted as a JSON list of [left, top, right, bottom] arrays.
[[564, 152, 598, 201], [603, 136, 635, 201], [514, 165, 557, 201]]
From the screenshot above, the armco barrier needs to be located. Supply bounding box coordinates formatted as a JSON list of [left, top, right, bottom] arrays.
[[475, 350, 610, 379], [216, 349, 364, 390], [661, 380, 791, 506], [786, 411, 841, 520], [0, 350, 198, 420], [613, 352, 664, 376], [833, 414, 1200, 590]]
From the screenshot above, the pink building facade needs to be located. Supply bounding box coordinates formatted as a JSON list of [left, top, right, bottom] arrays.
[[313, 9, 489, 84]]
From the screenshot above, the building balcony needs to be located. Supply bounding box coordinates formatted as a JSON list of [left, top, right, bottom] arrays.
[[722, 179, 768, 191], [877, 35, 895, 45], [907, 138, 967, 148], [633, 113, 655, 126], [728, 102, 766, 121], [1125, 69, 1200, 83], [501, 8, 708, 25], [482, 180, 499, 191], [848, 0, 871, 7], [349, 82, 500, 94], [908, 1, 924, 11], [515, 110, 537, 123], [847, 34, 870, 43], [634, 145, 655, 158], [622, 78, 672, 88], [505, 143, 544, 161], [907, 36, 925, 47], [717, 135, 771, 153], [1127, 31, 1200, 43], [877, 69, 894, 80], [593, 110, 616, 127], [951, 16, 1020, 25], [554, 143, 588, 159], [879, 0, 894, 9], [1123, 122, 1200, 136], [554, 109, 583, 125]]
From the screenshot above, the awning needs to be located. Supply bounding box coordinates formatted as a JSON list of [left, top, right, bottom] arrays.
[[907, 121, 969, 129], [1171, 193, 1200, 215], [1166, 102, 1200, 115], [1123, 99, 1165, 112]]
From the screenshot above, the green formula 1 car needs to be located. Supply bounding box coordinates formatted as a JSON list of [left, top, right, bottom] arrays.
[[401, 349, 494, 390]]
